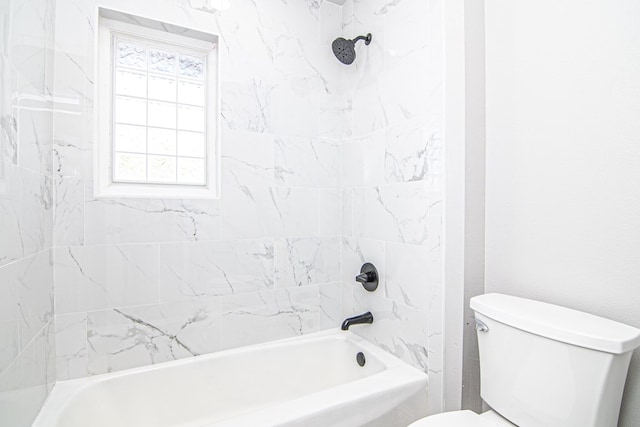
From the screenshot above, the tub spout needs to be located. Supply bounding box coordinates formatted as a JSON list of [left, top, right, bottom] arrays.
[[341, 312, 374, 331]]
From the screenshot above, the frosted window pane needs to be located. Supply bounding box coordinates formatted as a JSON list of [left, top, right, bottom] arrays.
[[149, 48, 176, 74], [115, 124, 146, 153], [148, 128, 176, 155], [179, 55, 204, 79], [115, 69, 146, 97], [177, 157, 205, 184], [177, 131, 205, 158], [178, 105, 204, 131], [149, 75, 176, 102], [148, 101, 176, 128], [178, 80, 205, 106], [148, 155, 176, 182], [114, 153, 146, 181], [115, 96, 146, 126], [117, 41, 146, 69]]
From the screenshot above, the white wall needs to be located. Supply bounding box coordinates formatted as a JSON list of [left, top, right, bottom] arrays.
[[485, 1, 640, 425]]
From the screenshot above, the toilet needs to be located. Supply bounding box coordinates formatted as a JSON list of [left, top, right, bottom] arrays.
[[410, 293, 640, 427]]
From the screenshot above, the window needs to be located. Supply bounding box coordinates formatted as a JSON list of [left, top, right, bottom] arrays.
[[96, 12, 219, 198]]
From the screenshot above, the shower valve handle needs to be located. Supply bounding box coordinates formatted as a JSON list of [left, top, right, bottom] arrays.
[[355, 263, 378, 292]]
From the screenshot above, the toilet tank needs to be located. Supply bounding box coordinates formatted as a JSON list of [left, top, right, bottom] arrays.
[[471, 293, 640, 427]]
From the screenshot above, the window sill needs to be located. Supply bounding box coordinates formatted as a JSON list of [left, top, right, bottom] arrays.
[[94, 181, 219, 199]]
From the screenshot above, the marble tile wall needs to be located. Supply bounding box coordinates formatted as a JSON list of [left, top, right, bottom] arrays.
[[338, 0, 445, 415], [0, 0, 57, 424], [52, 0, 346, 380], [0, 0, 450, 421]]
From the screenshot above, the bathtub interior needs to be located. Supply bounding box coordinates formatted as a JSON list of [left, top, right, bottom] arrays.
[[44, 333, 412, 427]]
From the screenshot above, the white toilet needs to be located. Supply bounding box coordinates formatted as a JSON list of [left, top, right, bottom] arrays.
[[410, 293, 640, 427]]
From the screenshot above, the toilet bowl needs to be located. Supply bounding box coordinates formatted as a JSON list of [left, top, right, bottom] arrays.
[[409, 293, 640, 427]]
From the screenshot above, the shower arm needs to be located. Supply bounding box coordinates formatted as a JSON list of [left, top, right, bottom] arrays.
[[352, 33, 372, 45]]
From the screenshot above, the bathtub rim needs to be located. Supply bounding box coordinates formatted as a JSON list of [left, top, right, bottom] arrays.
[[34, 329, 429, 426]]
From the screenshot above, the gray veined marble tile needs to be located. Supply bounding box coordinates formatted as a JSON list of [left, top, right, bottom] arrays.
[[55, 312, 88, 381], [221, 128, 275, 190], [19, 168, 53, 257], [84, 183, 220, 244], [220, 184, 319, 239], [317, 188, 342, 237], [17, 250, 54, 352], [342, 189, 354, 237], [381, 47, 440, 128], [52, 1, 95, 180], [319, 282, 342, 330], [8, 0, 54, 93], [221, 79, 274, 133], [87, 299, 222, 375], [385, 121, 443, 186], [349, 286, 429, 373], [318, 93, 352, 139], [274, 237, 341, 288], [53, 176, 84, 246], [220, 287, 319, 350], [273, 34, 340, 95], [275, 136, 340, 188], [52, 102, 93, 180], [0, 164, 23, 267], [320, 0, 343, 46], [0, 260, 20, 376], [353, 181, 442, 245], [159, 239, 275, 302], [17, 85, 53, 177], [0, 318, 56, 427], [255, 0, 322, 43], [54, 244, 159, 314], [0, 57, 18, 167], [352, 82, 388, 137], [384, 242, 435, 312], [267, 81, 319, 138], [217, 12, 276, 84], [341, 131, 386, 188]]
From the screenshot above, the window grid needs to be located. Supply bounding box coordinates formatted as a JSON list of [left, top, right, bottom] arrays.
[[112, 34, 208, 186]]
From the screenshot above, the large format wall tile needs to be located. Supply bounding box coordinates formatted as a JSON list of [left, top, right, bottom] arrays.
[[84, 186, 221, 244], [55, 244, 159, 314], [385, 121, 442, 186], [53, 176, 84, 246], [0, 255, 20, 376], [55, 313, 87, 381], [275, 136, 340, 188], [352, 182, 442, 245], [220, 286, 319, 350], [0, 165, 22, 267], [2, 0, 57, 421], [159, 239, 274, 302], [344, 284, 429, 372], [220, 184, 319, 239], [274, 237, 341, 288], [87, 299, 221, 375], [17, 250, 54, 351], [0, 319, 55, 427]]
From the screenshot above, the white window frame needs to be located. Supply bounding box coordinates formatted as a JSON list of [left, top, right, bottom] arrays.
[[95, 15, 220, 199]]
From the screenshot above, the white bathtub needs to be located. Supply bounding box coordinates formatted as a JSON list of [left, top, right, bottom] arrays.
[[34, 330, 428, 427]]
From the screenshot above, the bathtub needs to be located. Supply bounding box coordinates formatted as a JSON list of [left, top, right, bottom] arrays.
[[34, 329, 428, 427]]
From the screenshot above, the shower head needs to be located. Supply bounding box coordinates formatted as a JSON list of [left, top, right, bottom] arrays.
[[331, 33, 372, 65]]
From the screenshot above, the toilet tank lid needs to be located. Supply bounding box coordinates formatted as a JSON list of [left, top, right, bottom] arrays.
[[470, 293, 640, 354]]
